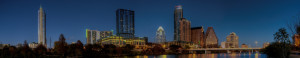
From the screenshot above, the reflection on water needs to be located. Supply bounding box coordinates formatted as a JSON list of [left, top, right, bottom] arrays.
[[127, 53, 267, 58]]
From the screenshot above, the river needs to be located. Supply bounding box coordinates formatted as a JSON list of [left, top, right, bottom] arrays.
[[124, 53, 267, 58]]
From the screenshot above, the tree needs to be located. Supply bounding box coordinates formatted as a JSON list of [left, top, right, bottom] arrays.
[[262, 28, 291, 58], [184, 45, 191, 49], [152, 45, 165, 54], [103, 44, 116, 54], [169, 45, 181, 53], [274, 28, 291, 43], [54, 34, 68, 56], [75, 40, 83, 56], [34, 44, 47, 56], [20, 40, 33, 57], [121, 44, 135, 54]]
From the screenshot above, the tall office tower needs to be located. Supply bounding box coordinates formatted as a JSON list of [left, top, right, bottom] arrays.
[[116, 9, 135, 38], [174, 5, 183, 41], [191, 26, 205, 47], [86, 29, 100, 44], [205, 27, 218, 48], [179, 18, 191, 42], [225, 32, 239, 48], [38, 6, 47, 47], [156, 26, 166, 44]]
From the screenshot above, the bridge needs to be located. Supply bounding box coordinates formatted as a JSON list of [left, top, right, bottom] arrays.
[[187, 48, 262, 54]]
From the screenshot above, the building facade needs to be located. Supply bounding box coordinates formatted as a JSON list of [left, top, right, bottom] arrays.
[[174, 5, 183, 41], [179, 18, 191, 42], [29, 42, 38, 49], [86, 29, 100, 44], [0, 44, 10, 49], [191, 27, 205, 48], [116, 9, 135, 38], [101, 36, 147, 46], [241, 44, 248, 48], [99, 31, 113, 41], [293, 34, 300, 47], [38, 5, 47, 47], [156, 26, 166, 44], [205, 27, 218, 48], [225, 32, 239, 48], [221, 41, 226, 48]]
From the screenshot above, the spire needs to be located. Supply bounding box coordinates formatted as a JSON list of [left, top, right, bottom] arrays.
[[158, 26, 164, 31], [39, 4, 43, 10], [40, 5, 42, 8]]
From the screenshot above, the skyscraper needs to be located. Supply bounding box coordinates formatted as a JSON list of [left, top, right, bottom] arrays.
[[225, 32, 239, 48], [116, 9, 135, 38], [38, 5, 46, 47], [174, 5, 183, 41], [205, 27, 218, 48], [179, 18, 191, 42], [156, 26, 166, 44], [191, 27, 205, 47]]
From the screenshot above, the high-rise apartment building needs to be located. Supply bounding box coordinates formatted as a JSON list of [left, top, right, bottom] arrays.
[[38, 5, 47, 47], [226, 32, 239, 48], [86, 29, 100, 44], [174, 5, 183, 41], [179, 18, 191, 42], [116, 9, 135, 38], [205, 27, 218, 48], [191, 27, 205, 47], [156, 26, 166, 44]]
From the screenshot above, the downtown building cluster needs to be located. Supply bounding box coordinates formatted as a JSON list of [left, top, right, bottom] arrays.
[[85, 9, 148, 47], [166, 5, 253, 49], [167, 5, 220, 48]]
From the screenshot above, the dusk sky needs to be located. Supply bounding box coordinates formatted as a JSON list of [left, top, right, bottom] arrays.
[[1, 0, 300, 47]]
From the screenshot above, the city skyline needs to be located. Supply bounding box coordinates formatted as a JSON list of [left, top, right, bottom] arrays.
[[1, 0, 300, 47]]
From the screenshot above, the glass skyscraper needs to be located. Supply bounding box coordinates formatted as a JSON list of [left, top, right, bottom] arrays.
[[116, 9, 135, 38], [174, 5, 183, 41]]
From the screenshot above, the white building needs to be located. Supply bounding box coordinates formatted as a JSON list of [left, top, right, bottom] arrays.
[[86, 29, 100, 44], [156, 26, 166, 44], [38, 5, 47, 47], [226, 32, 239, 48], [29, 42, 38, 48], [221, 41, 226, 48]]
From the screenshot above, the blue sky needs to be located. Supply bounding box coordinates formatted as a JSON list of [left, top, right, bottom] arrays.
[[1, 0, 300, 48]]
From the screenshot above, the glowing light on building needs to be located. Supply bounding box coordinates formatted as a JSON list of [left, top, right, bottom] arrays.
[[156, 26, 166, 43]]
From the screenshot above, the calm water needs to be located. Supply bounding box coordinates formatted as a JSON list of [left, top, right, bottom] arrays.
[[125, 53, 267, 58]]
